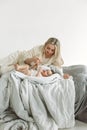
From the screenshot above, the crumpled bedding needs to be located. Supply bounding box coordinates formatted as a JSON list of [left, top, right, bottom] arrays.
[[14, 70, 62, 84], [0, 69, 75, 130]]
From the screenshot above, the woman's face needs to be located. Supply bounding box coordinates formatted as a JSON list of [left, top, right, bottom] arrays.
[[44, 44, 55, 58]]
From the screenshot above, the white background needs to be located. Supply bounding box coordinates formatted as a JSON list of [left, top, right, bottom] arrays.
[[0, 0, 87, 66]]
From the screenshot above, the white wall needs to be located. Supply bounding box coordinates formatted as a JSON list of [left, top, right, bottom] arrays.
[[0, 0, 87, 66]]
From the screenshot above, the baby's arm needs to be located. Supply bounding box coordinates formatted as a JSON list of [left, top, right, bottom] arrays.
[[24, 57, 40, 66]]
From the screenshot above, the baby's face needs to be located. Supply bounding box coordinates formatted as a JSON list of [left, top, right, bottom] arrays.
[[47, 70, 52, 76], [41, 70, 52, 77]]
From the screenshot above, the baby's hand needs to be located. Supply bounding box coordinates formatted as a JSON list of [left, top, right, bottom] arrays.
[[63, 73, 70, 79]]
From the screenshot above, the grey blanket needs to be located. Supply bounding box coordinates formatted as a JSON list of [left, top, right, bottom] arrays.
[[0, 70, 75, 130]]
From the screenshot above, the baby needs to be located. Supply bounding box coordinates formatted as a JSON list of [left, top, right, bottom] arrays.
[[15, 56, 70, 78], [15, 64, 53, 77]]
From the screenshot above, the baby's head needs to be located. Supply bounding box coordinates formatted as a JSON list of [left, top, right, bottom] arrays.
[[41, 66, 53, 77]]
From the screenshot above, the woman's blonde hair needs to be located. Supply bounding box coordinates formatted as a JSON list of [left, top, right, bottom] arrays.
[[43, 37, 64, 67]]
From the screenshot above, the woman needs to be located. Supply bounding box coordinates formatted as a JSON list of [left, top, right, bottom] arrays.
[[0, 37, 64, 75], [24, 37, 64, 68]]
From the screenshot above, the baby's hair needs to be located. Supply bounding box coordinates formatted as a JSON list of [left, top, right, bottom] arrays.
[[51, 69, 55, 74]]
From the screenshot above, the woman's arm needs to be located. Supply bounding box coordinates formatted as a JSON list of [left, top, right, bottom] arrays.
[[0, 51, 21, 75], [24, 58, 34, 64], [24, 57, 40, 65]]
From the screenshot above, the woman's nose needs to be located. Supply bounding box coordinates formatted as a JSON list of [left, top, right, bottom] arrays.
[[48, 49, 51, 53]]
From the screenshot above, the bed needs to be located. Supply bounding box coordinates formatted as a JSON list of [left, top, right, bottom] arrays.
[[0, 65, 75, 130], [0, 64, 87, 130]]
